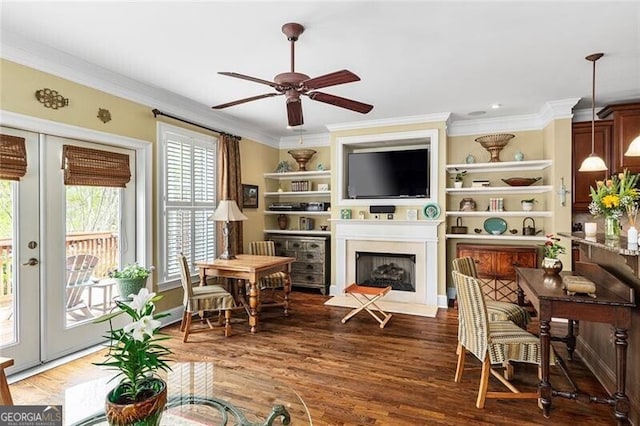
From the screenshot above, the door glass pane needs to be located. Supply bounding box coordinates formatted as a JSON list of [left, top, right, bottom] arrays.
[[65, 186, 121, 327], [0, 180, 15, 345]]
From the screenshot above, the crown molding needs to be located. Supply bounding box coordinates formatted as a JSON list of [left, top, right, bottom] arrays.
[[448, 98, 580, 136], [0, 29, 280, 148], [278, 132, 331, 149], [325, 113, 451, 132]]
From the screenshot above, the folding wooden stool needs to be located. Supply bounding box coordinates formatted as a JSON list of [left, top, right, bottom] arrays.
[[341, 283, 392, 328]]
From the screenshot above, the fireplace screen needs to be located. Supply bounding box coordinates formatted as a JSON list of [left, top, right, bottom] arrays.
[[355, 251, 416, 292]]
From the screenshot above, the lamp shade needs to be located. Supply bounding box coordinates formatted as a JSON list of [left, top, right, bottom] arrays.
[[578, 153, 608, 172], [624, 134, 640, 156], [210, 199, 248, 222]]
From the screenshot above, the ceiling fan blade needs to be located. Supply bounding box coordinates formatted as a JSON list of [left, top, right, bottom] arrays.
[[286, 100, 304, 127], [212, 93, 281, 109], [302, 70, 360, 90], [218, 72, 280, 88], [307, 92, 373, 114]]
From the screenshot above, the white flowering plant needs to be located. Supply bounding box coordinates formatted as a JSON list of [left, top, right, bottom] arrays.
[[94, 288, 172, 403]]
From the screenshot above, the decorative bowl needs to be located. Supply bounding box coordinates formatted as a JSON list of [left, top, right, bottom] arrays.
[[474, 134, 515, 162], [288, 149, 317, 171], [501, 177, 542, 186]]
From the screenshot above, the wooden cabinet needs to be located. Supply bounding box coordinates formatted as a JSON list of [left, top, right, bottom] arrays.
[[598, 102, 640, 173], [571, 120, 613, 212], [456, 243, 537, 303], [269, 234, 330, 295]]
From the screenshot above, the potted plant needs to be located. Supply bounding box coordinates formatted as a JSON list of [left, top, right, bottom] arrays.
[[94, 288, 172, 425], [110, 263, 154, 301], [451, 169, 467, 188], [521, 198, 537, 211], [540, 234, 566, 275]]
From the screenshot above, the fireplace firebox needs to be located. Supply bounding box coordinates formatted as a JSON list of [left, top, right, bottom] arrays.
[[355, 251, 416, 292]]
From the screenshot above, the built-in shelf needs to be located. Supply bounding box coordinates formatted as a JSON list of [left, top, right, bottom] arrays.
[[445, 234, 547, 241], [445, 211, 553, 217], [263, 211, 330, 216], [265, 229, 331, 236], [445, 160, 552, 173], [445, 185, 553, 195], [264, 190, 331, 197], [263, 170, 331, 180]]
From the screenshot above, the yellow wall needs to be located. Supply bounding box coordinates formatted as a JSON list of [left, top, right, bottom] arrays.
[[0, 58, 278, 312]]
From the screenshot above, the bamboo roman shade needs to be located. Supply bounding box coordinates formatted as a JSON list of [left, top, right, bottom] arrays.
[[62, 144, 131, 187], [0, 134, 28, 181]]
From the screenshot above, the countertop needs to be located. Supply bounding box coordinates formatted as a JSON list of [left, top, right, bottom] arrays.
[[559, 231, 640, 257]]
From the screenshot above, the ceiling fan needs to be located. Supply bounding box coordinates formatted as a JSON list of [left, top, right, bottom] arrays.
[[212, 22, 373, 127]]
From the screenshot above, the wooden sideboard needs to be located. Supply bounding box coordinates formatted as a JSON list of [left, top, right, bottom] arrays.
[[456, 243, 537, 303]]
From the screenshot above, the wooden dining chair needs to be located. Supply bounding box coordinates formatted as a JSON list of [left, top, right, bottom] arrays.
[[0, 357, 14, 405], [178, 254, 239, 341], [451, 270, 555, 408], [248, 241, 288, 308]]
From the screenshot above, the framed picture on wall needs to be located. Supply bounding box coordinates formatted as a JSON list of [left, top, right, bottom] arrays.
[[242, 184, 259, 208]]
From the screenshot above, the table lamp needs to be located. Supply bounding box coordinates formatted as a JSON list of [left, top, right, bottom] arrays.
[[209, 199, 248, 260]]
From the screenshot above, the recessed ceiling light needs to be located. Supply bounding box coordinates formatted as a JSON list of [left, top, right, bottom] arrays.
[[468, 110, 486, 116], [491, 103, 502, 109]]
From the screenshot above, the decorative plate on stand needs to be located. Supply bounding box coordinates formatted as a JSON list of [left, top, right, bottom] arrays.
[[422, 202, 441, 220]]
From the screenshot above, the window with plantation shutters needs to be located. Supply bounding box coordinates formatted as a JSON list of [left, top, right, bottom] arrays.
[[159, 124, 217, 283], [0, 134, 27, 181]]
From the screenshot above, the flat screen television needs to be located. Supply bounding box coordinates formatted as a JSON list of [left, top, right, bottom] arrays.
[[347, 148, 429, 199]]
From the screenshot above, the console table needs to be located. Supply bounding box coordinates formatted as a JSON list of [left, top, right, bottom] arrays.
[[67, 362, 311, 425], [515, 262, 635, 424]]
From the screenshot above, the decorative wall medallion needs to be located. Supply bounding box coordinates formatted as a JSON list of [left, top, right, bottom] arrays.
[[97, 108, 112, 123], [35, 88, 69, 109]]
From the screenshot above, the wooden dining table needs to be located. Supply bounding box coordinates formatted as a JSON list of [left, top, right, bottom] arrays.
[[194, 254, 295, 333]]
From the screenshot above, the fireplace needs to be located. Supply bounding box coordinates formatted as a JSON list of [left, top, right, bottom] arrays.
[[333, 219, 443, 309], [356, 251, 416, 292]]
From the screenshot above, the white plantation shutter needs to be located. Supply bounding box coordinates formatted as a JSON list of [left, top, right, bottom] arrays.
[[160, 126, 217, 282]]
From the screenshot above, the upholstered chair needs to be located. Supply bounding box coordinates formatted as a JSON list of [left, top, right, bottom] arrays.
[[249, 240, 288, 297], [451, 270, 555, 408], [452, 256, 530, 329], [178, 254, 238, 341]]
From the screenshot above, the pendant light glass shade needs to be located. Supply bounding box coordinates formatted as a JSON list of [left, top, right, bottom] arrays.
[[578, 52, 608, 172], [624, 134, 640, 156], [579, 153, 608, 171]]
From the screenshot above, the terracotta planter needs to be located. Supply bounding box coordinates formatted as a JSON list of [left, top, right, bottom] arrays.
[[105, 378, 167, 426]]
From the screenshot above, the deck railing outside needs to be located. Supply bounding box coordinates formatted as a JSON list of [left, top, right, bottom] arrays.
[[0, 232, 119, 296]]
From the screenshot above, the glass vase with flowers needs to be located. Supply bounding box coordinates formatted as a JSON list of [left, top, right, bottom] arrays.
[[588, 169, 640, 239]]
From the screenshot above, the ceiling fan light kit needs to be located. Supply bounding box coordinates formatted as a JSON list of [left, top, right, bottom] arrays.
[[212, 23, 373, 127]]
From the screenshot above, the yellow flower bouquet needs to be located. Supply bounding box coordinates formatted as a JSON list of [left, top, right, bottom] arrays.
[[588, 169, 639, 219]]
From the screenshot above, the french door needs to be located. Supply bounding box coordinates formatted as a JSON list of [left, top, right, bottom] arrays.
[[0, 127, 136, 372]]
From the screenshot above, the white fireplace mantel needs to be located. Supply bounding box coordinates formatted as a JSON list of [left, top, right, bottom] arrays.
[[332, 219, 444, 310]]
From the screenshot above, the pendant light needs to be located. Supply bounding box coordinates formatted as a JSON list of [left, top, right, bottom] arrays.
[[578, 53, 608, 172], [624, 135, 640, 156]]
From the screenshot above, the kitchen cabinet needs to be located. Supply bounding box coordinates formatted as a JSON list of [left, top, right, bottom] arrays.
[[571, 120, 613, 212], [598, 102, 640, 174], [456, 243, 537, 303]]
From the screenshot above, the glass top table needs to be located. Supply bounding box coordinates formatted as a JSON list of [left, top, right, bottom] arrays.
[[66, 362, 312, 425]]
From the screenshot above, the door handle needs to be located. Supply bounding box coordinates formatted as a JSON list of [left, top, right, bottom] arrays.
[[22, 258, 39, 266]]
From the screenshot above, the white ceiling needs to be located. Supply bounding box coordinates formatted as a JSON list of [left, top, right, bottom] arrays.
[[1, 1, 639, 144]]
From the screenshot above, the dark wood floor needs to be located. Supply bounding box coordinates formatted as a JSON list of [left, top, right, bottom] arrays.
[[10, 290, 620, 425]]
